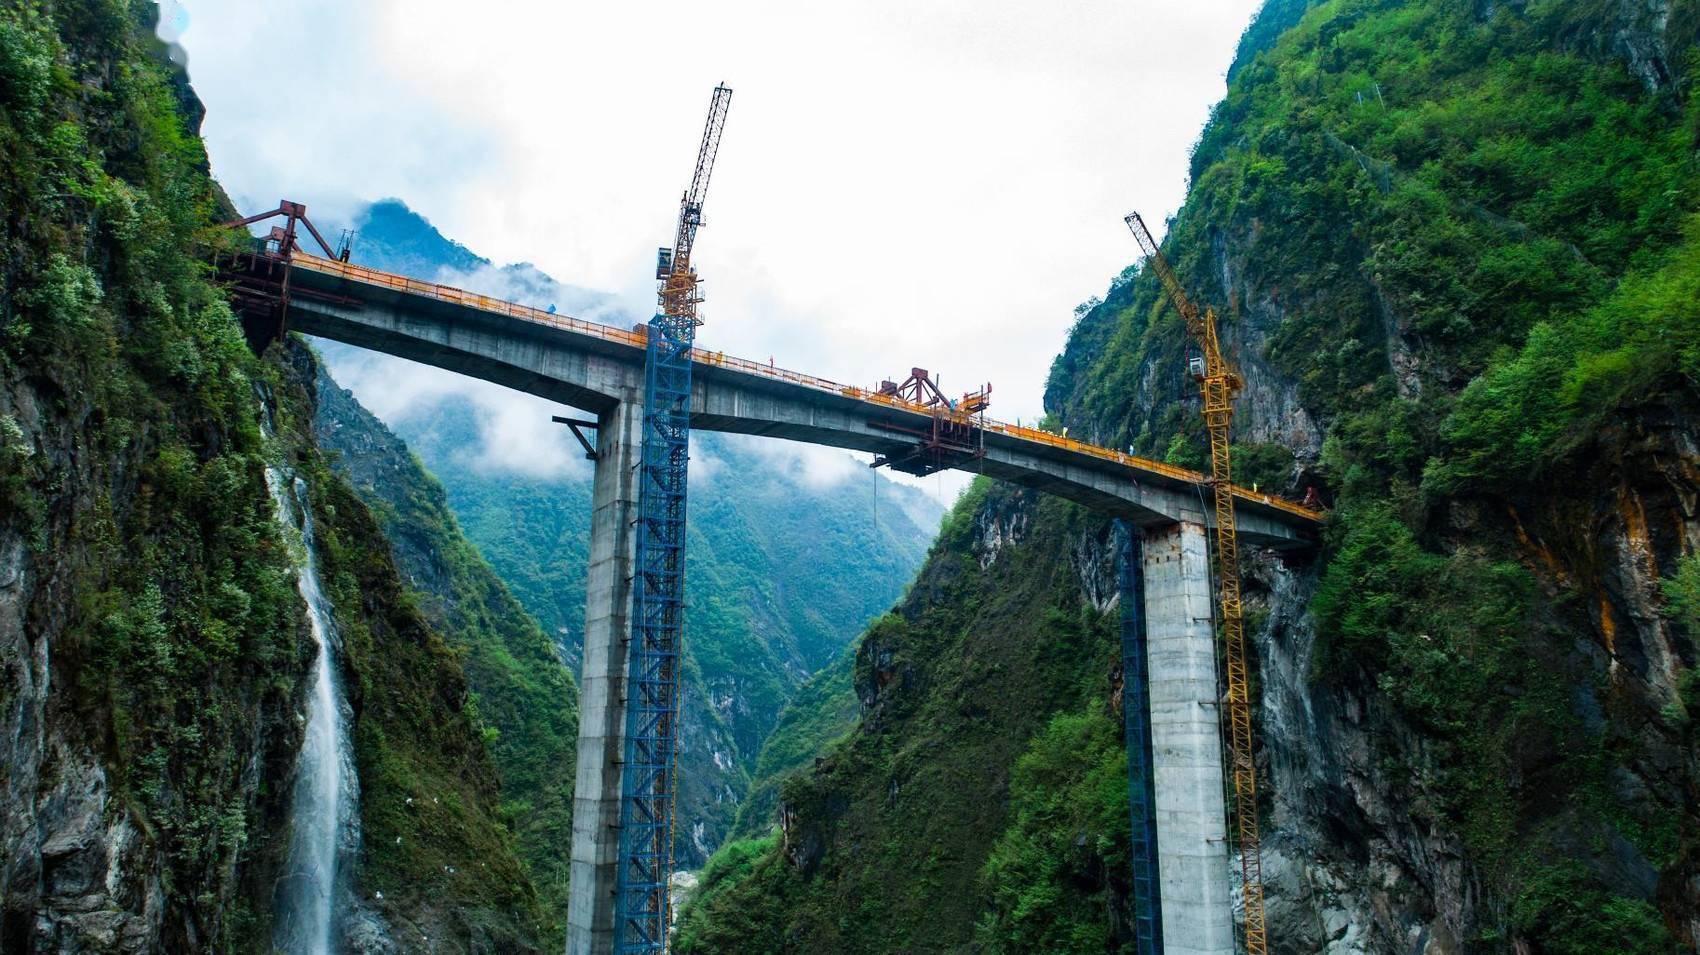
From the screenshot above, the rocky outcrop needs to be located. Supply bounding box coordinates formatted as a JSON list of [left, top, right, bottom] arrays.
[[1249, 552, 1481, 954]]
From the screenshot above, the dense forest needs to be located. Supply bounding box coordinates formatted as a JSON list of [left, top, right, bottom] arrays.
[[677, 0, 1700, 950]]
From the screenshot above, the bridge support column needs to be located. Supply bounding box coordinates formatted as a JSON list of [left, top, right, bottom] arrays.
[[567, 395, 643, 955], [1143, 521, 1234, 955]]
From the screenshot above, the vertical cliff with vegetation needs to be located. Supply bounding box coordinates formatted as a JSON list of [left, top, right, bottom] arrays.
[[679, 0, 1700, 950], [0, 3, 550, 950]]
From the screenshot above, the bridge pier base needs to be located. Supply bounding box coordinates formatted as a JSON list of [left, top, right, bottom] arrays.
[[1143, 521, 1235, 955], [567, 395, 643, 955]]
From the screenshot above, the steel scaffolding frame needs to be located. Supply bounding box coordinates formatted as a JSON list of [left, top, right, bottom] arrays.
[[611, 314, 696, 954], [1117, 520, 1163, 955]]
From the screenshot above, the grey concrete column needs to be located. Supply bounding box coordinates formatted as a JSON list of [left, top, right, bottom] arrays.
[[1143, 521, 1234, 955], [567, 395, 643, 955]]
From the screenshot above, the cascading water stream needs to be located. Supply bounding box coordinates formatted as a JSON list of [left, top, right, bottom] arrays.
[[268, 466, 361, 955]]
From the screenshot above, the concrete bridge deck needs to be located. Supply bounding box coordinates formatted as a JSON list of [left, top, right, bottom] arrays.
[[285, 253, 1321, 547], [274, 251, 1322, 955]]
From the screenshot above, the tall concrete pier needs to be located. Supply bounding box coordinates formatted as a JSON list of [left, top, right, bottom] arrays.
[[566, 395, 643, 955], [1144, 521, 1235, 955]]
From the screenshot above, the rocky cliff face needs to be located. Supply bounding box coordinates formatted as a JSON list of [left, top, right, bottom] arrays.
[[1245, 392, 1700, 952], [1047, 0, 1700, 944], [0, 371, 303, 952], [0, 4, 307, 947]]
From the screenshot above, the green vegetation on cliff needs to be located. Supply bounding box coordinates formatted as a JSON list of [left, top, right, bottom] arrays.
[[312, 358, 579, 939], [0, 2, 304, 944], [1066, 0, 1697, 947], [675, 486, 1128, 951], [0, 3, 551, 948], [274, 395, 550, 949]]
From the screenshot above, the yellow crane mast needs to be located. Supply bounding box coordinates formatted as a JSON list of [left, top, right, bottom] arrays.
[[1125, 211, 1268, 955]]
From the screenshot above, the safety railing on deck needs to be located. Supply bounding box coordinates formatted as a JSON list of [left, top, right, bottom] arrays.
[[293, 253, 1324, 524]]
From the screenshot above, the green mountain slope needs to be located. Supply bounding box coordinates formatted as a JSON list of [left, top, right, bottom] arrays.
[[316, 200, 945, 865], [0, 3, 544, 949], [679, 0, 1700, 950], [675, 485, 1126, 953], [727, 636, 862, 844]]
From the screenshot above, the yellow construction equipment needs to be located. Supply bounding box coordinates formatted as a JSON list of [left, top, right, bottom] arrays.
[[1125, 211, 1268, 955]]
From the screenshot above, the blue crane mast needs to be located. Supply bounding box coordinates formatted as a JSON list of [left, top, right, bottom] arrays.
[[612, 84, 733, 955]]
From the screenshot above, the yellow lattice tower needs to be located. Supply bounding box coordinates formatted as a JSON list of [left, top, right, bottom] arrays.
[[1126, 213, 1267, 955]]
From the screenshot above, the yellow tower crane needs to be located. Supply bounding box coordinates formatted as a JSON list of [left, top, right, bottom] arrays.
[[1125, 211, 1268, 955]]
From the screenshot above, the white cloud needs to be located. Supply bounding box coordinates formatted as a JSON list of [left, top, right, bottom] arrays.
[[317, 342, 595, 481], [714, 432, 871, 491], [175, 0, 1260, 493]]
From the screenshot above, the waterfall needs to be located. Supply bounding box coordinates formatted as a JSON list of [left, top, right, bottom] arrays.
[[268, 467, 361, 955]]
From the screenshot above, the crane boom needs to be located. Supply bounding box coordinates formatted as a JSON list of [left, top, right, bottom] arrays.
[[1125, 211, 1267, 955], [658, 84, 733, 329]]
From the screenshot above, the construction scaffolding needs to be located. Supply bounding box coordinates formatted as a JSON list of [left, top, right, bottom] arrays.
[[869, 368, 991, 476], [1116, 520, 1163, 955], [611, 84, 732, 955], [214, 200, 351, 352]]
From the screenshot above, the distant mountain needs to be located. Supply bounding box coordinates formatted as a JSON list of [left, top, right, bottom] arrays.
[[348, 199, 625, 324], [315, 199, 944, 864]]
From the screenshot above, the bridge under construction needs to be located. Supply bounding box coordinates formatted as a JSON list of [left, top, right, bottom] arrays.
[[221, 236, 1321, 955], [220, 88, 1320, 955]]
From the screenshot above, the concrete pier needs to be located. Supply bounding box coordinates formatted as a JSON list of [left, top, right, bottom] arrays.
[[566, 395, 643, 955], [1143, 521, 1234, 955]]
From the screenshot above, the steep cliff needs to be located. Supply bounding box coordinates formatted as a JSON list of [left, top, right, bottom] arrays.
[[0, 3, 545, 950], [679, 0, 1700, 950], [0, 3, 305, 946]]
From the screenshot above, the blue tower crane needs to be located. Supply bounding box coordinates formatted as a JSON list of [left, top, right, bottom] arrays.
[[611, 84, 733, 955]]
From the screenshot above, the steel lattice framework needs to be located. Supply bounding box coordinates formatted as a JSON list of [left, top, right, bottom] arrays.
[[1116, 521, 1163, 955], [612, 84, 731, 955], [611, 313, 695, 953]]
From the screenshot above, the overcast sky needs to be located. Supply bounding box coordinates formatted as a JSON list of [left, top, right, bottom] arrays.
[[164, 0, 1259, 498]]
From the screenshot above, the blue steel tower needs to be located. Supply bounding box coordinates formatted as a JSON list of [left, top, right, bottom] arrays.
[[1117, 520, 1163, 954], [612, 84, 732, 955]]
